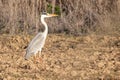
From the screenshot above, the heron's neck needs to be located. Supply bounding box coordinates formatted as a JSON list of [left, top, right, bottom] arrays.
[[41, 17, 48, 35]]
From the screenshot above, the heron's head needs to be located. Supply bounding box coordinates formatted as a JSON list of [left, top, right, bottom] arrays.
[[41, 12, 58, 18]]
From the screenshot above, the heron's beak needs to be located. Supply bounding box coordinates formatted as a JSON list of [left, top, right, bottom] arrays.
[[48, 14, 58, 17]]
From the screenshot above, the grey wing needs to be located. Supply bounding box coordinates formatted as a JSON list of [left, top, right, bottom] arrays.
[[25, 32, 46, 59]]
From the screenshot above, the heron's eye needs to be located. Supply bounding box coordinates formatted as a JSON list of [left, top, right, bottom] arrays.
[[42, 12, 47, 15]]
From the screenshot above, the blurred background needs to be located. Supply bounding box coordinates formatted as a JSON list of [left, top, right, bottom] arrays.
[[0, 0, 120, 35], [0, 1, 120, 79]]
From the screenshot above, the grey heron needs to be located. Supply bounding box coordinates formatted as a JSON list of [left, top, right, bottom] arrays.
[[24, 12, 58, 62]]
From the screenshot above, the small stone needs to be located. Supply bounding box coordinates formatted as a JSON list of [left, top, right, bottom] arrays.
[[98, 61, 105, 68], [71, 71, 77, 76]]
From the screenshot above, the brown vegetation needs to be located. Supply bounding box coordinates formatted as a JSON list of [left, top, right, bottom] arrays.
[[0, 0, 120, 80], [0, 0, 120, 35]]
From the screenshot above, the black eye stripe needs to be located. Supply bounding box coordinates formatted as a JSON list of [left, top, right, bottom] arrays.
[[42, 12, 47, 15]]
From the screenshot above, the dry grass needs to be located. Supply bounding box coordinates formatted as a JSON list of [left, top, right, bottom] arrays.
[[0, 0, 120, 35], [0, 34, 120, 80], [0, 0, 120, 79]]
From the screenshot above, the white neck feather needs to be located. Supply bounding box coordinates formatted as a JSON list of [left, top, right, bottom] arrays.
[[41, 16, 48, 35]]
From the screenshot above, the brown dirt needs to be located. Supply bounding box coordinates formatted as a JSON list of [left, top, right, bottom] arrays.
[[0, 34, 120, 80]]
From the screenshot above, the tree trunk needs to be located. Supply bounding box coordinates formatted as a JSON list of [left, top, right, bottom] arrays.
[[52, 0, 56, 13]]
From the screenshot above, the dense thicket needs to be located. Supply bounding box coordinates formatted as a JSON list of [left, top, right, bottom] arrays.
[[0, 0, 120, 35]]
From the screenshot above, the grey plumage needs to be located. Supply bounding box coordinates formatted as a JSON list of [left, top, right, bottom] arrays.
[[25, 32, 45, 60], [24, 13, 58, 60]]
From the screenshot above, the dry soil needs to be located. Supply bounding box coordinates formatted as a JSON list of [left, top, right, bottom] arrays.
[[0, 34, 120, 80]]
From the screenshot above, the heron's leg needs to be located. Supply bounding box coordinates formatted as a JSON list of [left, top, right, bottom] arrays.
[[38, 51, 43, 63], [33, 54, 37, 64], [38, 51, 46, 69]]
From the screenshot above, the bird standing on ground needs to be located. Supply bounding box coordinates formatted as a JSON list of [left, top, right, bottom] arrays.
[[24, 12, 58, 62]]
